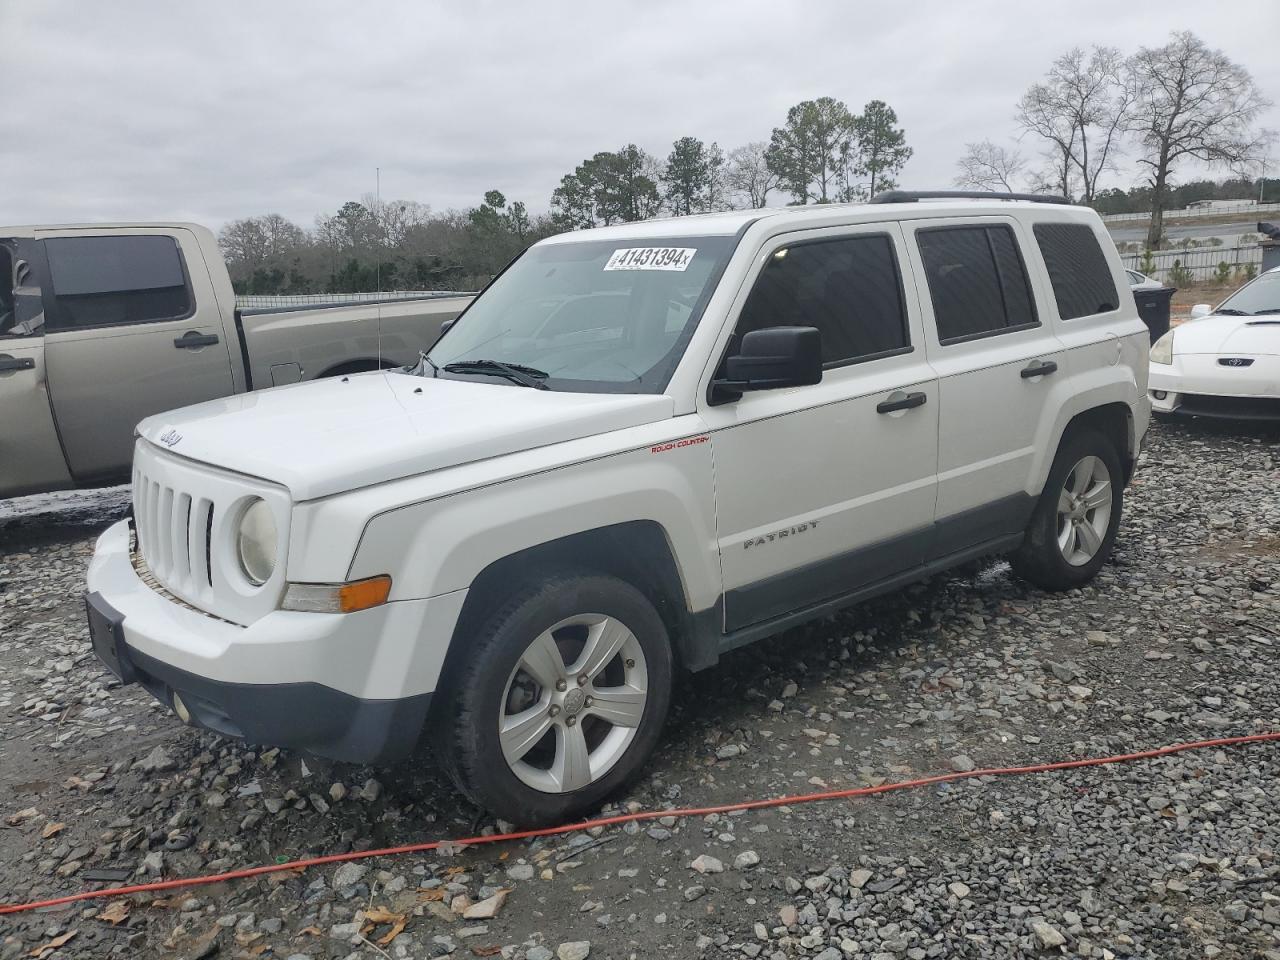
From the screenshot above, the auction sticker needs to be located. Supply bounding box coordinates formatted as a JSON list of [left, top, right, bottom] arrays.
[[604, 247, 696, 271]]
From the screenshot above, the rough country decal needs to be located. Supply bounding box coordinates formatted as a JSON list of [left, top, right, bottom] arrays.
[[744, 520, 819, 550], [158, 429, 182, 448], [650, 436, 708, 454]]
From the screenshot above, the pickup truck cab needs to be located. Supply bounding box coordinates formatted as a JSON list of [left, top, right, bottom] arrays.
[[86, 193, 1150, 825], [0, 223, 470, 497]]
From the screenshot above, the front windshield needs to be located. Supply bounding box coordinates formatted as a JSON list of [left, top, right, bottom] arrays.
[[1216, 270, 1280, 315], [428, 234, 736, 393]]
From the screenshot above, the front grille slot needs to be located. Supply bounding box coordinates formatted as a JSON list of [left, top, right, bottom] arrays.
[[134, 462, 220, 600]]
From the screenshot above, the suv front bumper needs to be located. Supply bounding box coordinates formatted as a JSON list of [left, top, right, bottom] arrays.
[[85, 519, 466, 763]]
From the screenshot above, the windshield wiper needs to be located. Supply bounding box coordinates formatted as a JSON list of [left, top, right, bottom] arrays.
[[442, 358, 551, 390], [1250, 308, 1280, 315], [1214, 308, 1252, 316]]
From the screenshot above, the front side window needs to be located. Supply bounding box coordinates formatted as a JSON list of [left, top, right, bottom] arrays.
[[428, 235, 736, 393], [45, 235, 192, 330], [917, 224, 1038, 344], [1034, 222, 1120, 320], [735, 233, 910, 366]]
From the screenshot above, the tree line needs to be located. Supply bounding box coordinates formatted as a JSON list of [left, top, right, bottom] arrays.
[[955, 31, 1274, 249], [221, 30, 1274, 293], [219, 97, 911, 294]]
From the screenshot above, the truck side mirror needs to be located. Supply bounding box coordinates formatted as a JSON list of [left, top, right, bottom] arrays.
[[1190, 303, 1213, 320], [712, 326, 823, 403]]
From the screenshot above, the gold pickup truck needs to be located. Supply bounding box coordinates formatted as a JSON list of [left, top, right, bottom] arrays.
[[0, 223, 472, 498]]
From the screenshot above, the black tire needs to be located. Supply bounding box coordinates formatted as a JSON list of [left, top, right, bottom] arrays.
[[430, 573, 673, 827], [1009, 428, 1123, 591]]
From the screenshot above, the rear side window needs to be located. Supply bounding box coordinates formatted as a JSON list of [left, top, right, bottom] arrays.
[[1034, 223, 1120, 319], [916, 225, 1037, 344], [45, 236, 192, 330], [736, 233, 910, 366]]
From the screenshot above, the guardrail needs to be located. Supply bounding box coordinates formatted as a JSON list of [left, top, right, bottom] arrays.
[[234, 291, 476, 309], [1121, 245, 1262, 283], [1102, 201, 1280, 223]]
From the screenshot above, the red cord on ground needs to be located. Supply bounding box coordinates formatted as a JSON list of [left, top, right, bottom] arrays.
[[3, 731, 1277, 917]]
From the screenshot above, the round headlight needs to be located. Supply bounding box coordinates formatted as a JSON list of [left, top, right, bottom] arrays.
[[236, 498, 277, 585], [1150, 331, 1175, 365]]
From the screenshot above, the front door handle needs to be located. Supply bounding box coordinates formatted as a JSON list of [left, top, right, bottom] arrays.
[[1021, 359, 1058, 379], [0, 356, 36, 372], [174, 332, 220, 349], [876, 391, 928, 414]]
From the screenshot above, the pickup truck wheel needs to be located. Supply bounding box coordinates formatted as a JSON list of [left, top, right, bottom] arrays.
[[1010, 429, 1123, 591], [431, 574, 673, 827]]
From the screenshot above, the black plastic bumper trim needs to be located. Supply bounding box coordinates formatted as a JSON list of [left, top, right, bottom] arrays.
[[121, 644, 431, 765]]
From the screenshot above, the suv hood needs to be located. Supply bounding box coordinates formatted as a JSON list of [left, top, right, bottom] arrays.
[[1175, 314, 1280, 356], [137, 372, 674, 500]]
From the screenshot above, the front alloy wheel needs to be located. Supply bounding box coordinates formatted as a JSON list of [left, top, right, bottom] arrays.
[[500, 615, 648, 793], [431, 573, 673, 826]]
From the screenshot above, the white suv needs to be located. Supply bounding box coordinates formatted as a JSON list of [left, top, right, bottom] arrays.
[[86, 192, 1150, 825]]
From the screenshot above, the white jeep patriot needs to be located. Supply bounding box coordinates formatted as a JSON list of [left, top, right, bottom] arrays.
[[86, 191, 1150, 825]]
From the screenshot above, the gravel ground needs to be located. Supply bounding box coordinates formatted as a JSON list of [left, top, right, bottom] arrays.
[[1, 418, 1278, 960]]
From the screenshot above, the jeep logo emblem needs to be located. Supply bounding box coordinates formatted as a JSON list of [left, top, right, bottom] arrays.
[[158, 429, 182, 447]]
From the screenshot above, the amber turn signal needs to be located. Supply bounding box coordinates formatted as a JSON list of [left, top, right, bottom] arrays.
[[282, 575, 392, 613]]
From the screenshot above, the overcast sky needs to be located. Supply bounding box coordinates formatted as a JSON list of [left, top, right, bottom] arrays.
[[3, 0, 1278, 231]]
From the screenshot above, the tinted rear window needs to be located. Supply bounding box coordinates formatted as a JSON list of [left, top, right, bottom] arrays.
[[1034, 222, 1120, 320], [916, 225, 1037, 343], [46, 236, 192, 329]]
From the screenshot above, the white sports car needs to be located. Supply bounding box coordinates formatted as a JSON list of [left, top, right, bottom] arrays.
[[1149, 265, 1280, 421]]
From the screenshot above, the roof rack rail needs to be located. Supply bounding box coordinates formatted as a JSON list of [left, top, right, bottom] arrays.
[[870, 190, 1071, 205]]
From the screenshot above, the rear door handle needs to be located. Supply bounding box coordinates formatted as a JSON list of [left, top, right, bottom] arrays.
[[876, 391, 928, 414], [0, 356, 36, 372], [174, 332, 220, 349], [1021, 360, 1058, 379]]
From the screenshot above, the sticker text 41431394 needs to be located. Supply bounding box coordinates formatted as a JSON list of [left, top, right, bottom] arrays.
[[603, 247, 696, 272]]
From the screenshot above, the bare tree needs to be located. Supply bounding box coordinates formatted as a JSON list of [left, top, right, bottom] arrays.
[[954, 140, 1027, 192], [362, 197, 431, 248], [1128, 31, 1275, 249], [1017, 46, 1132, 203], [218, 214, 308, 287], [725, 141, 779, 208], [1017, 89, 1078, 198]]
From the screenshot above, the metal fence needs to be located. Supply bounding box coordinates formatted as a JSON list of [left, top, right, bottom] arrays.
[[1102, 201, 1280, 223], [234, 290, 475, 309], [1120, 245, 1262, 284]]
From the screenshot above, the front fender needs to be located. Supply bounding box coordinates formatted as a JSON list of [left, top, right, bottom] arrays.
[[346, 439, 721, 613]]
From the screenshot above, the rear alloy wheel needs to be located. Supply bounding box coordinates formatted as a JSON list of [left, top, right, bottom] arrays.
[[431, 574, 672, 826], [1010, 429, 1123, 591], [1055, 455, 1113, 567]]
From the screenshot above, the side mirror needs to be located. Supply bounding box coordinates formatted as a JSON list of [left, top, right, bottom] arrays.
[[712, 326, 822, 402], [1190, 303, 1213, 320], [438, 317, 458, 336]]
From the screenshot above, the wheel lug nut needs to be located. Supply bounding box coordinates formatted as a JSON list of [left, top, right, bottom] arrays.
[[555, 679, 567, 692], [566, 716, 576, 727], [625, 659, 635, 668], [577, 674, 589, 686], [585, 697, 594, 707], [549, 704, 560, 717]]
